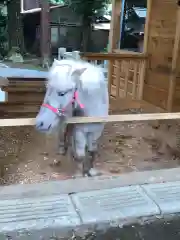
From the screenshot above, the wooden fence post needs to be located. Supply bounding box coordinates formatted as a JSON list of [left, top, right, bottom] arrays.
[[107, 0, 122, 96], [40, 0, 51, 68], [167, 2, 180, 111]]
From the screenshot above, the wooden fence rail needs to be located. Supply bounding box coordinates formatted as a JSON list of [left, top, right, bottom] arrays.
[[80, 52, 148, 60], [0, 112, 180, 127], [80, 52, 148, 101]]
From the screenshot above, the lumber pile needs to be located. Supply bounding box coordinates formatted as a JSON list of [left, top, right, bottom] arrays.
[[1, 78, 46, 118]]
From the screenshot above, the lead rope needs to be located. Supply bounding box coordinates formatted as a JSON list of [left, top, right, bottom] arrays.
[[63, 90, 80, 156]]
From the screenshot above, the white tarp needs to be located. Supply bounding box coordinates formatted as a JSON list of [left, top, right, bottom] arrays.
[[0, 67, 47, 79], [0, 66, 47, 102]]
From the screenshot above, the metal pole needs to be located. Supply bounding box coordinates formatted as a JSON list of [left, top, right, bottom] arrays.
[[40, 0, 50, 68]]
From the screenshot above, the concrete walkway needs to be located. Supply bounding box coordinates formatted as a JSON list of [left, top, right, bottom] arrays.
[[1, 167, 180, 239]]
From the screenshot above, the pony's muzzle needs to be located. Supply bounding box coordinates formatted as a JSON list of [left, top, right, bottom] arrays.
[[36, 121, 52, 132], [38, 121, 44, 128]]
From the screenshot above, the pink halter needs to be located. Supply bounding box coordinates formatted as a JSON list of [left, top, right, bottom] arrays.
[[42, 90, 84, 116]]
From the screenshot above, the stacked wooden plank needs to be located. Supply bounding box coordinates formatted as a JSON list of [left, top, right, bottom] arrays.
[[0, 67, 47, 118]]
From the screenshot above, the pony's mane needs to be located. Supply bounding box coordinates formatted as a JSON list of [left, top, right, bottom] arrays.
[[47, 59, 105, 92]]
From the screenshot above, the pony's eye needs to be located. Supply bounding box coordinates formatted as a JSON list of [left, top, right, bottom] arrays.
[[57, 92, 65, 96]]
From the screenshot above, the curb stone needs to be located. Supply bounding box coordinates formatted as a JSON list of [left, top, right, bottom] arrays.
[[71, 185, 160, 224], [142, 181, 180, 214], [0, 169, 180, 238]]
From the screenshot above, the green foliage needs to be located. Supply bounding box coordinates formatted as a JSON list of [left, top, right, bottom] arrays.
[[0, 0, 111, 22], [0, 5, 8, 56], [65, 0, 111, 21], [0, 6, 7, 38], [64, 0, 111, 51], [50, 0, 65, 4]]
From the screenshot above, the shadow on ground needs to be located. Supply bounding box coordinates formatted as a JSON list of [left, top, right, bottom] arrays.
[[74, 216, 180, 240], [2, 216, 179, 240]]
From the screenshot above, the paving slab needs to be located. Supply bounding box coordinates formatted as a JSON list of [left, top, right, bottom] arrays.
[[0, 194, 80, 233], [71, 185, 160, 224], [142, 181, 180, 214]]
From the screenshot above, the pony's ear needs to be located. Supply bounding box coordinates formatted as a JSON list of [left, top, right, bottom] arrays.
[[71, 68, 86, 78], [71, 68, 87, 89], [72, 67, 103, 92], [50, 59, 59, 69]]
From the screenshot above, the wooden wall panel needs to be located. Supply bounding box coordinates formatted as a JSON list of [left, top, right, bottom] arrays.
[[144, 0, 177, 109], [143, 84, 167, 110], [173, 86, 180, 111], [170, 3, 180, 111]]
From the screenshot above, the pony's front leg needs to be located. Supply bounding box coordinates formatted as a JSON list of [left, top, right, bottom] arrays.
[[58, 123, 68, 155], [87, 130, 103, 176], [87, 134, 98, 165], [73, 130, 91, 176]]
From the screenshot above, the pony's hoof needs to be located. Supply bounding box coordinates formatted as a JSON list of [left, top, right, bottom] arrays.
[[89, 168, 102, 176], [58, 146, 67, 156], [72, 173, 82, 179], [87, 168, 102, 177]]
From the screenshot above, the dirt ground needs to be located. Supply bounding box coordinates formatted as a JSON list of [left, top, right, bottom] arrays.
[[0, 115, 180, 185]]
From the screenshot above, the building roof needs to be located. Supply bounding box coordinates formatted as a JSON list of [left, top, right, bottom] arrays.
[[133, 7, 146, 18], [94, 23, 110, 30], [21, 0, 65, 14]]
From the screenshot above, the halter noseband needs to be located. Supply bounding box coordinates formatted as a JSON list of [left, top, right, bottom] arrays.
[[42, 89, 84, 117]]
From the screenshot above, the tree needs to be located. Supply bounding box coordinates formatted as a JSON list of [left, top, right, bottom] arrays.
[[65, 0, 111, 51], [7, 0, 25, 54], [0, 0, 110, 58], [0, 5, 8, 57], [0, 0, 24, 55]]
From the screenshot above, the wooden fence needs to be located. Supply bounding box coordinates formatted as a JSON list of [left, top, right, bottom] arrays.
[[80, 52, 148, 101], [0, 112, 180, 127]]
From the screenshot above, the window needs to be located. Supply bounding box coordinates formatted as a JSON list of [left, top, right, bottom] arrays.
[[51, 26, 58, 44], [119, 0, 147, 52]]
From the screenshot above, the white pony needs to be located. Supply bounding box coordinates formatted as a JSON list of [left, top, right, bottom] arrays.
[[35, 59, 109, 176]]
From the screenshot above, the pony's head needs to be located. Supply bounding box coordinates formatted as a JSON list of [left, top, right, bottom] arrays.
[[35, 59, 103, 133]]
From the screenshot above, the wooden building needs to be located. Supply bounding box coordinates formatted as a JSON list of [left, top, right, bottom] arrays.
[[1, 0, 180, 118], [111, 0, 180, 112], [23, 5, 82, 55], [83, 0, 180, 113]]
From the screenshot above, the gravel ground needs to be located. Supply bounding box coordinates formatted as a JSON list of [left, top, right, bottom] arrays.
[[0, 116, 179, 185], [0, 61, 179, 184]]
